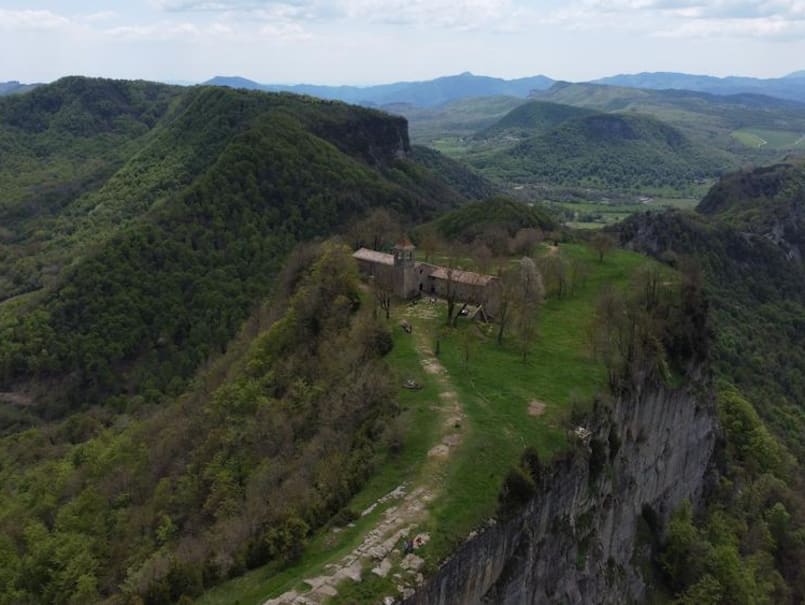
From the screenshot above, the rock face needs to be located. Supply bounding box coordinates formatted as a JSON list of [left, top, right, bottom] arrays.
[[404, 376, 719, 605], [310, 110, 410, 165]]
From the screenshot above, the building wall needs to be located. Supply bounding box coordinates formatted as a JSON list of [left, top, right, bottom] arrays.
[[355, 259, 396, 293], [426, 276, 501, 317], [355, 257, 501, 316]]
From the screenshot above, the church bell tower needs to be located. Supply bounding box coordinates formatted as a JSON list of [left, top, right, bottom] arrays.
[[393, 237, 417, 298]]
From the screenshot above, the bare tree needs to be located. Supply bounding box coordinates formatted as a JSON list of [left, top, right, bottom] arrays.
[[419, 228, 441, 263], [590, 232, 616, 263], [568, 257, 589, 297], [509, 228, 543, 257], [479, 225, 510, 256], [497, 257, 545, 347], [443, 245, 467, 327], [371, 276, 393, 320], [537, 253, 569, 299], [351, 208, 401, 251], [473, 240, 494, 274], [445, 266, 459, 327], [512, 257, 545, 361]]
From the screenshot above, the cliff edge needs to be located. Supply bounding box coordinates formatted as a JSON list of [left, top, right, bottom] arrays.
[[404, 374, 718, 604]]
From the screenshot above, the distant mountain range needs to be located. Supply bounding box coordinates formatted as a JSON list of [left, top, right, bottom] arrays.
[[8, 70, 805, 107], [204, 72, 556, 107], [205, 71, 805, 107], [592, 71, 805, 103], [0, 81, 41, 96]]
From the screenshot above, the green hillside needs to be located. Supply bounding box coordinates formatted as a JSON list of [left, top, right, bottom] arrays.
[[427, 196, 557, 242], [534, 82, 805, 160], [0, 77, 470, 420], [617, 164, 805, 602], [474, 100, 598, 141], [697, 157, 805, 223], [386, 95, 527, 145], [0, 243, 404, 605], [620, 159, 805, 460], [409, 145, 498, 199], [472, 113, 725, 193]]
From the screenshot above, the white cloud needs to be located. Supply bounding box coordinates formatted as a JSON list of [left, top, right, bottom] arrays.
[[658, 15, 805, 38], [344, 0, 516, 29], [156, 0, 524, 31], [540, 0, 805, 39], [259, 21, 312, 39], [0, 9, 72, 30]]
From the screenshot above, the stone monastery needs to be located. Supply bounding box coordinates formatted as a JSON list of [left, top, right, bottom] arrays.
[[353, 238, 502, 317]]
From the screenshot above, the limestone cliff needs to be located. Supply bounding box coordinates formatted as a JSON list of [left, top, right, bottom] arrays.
[[403, 376, 718, 605]]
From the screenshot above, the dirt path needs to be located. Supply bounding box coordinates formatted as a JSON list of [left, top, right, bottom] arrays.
[[262, 305, 465, 605]]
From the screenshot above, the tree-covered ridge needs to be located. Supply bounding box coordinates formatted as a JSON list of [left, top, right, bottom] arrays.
[[0, 243, 400, 605], [472, 112, 727, 193], [618, 209, 805, 460], [616, 168, 805, 601], [409, 145, 498, 199], [474, 99, 598, 140], [0, 77, 467, 421], [696, 159, 805, 261], [428, 196, 557, 242]]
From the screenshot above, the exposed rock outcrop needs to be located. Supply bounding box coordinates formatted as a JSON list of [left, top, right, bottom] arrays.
[[404, 376, 718, 605]]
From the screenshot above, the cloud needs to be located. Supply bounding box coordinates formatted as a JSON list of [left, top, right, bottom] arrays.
[[344, 0, 515, 29], [102, 20, 242, 41], [658, 15, 805, 38], [259, 21, 312, 39], [542, 0, 805, 39], [157, 0, 317, 12], [0, 9, 72, 31], [156, 0, 523, 30]]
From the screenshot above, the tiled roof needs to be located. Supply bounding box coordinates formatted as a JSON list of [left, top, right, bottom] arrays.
[[428, 267, 495, 286], [353, 248, 394, 266]]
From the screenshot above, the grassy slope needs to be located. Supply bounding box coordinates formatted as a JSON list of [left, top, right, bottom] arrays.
[[198, 243, 662, 605], [731, 128, 805, 150], [418, 244, 653, 562]]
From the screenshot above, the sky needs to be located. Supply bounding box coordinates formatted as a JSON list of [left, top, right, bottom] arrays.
[[2, 0, 805, 85]]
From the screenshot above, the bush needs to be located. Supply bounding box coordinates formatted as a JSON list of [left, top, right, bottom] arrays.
[[497, 466, 536, 519]]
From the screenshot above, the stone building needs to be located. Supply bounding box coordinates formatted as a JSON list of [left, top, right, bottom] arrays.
[[353, 238, 501, 317]]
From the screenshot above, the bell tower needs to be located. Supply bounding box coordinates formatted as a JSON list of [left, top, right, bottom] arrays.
[[393, 237, 417, 298]]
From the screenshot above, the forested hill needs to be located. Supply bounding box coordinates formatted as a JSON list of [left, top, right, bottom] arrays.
[[617, 165, 805, 601], [472, 112, 725, 192], [0, 76, 478, 422], [696, 158, 805, 261], [474, 99, 598, 140], [617, 164, 805, 460]]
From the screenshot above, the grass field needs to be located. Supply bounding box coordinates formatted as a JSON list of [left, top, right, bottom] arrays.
[[731, 128, 805, 150], [412, 243, 655, 564], [197, 243, 664, 605], [548, 197, 699, 229]]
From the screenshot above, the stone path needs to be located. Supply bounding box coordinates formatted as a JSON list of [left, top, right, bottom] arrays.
[[262, 305, 464, 605]]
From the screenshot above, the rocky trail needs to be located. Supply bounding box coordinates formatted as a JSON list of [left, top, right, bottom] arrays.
[[263, 304, 465, 605]]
